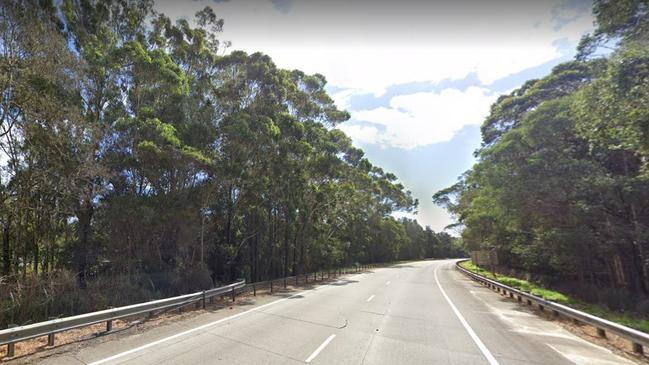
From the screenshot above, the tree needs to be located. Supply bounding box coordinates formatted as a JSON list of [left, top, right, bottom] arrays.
[[435, 0, 649, 305]]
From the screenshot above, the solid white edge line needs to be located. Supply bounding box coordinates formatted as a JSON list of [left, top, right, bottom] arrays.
[[88, 278, 350, 365], [434, 265, 500, 365], [305, 334, 336, 363], [366, 294, 375, 302]]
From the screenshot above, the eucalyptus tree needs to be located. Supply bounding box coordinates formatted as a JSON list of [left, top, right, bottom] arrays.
[[0, 1, 441, 327], [435, 0, 649, 301]]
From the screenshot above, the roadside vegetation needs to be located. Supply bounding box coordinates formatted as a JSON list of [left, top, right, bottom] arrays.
[[0, 0, 464, 329], [459, 260, 649, 334], [435, 0, 649, 321]]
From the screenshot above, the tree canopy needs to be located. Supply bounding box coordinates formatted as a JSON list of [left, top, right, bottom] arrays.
[[0, 0, 460, 327], [435, 0, 649, 311]]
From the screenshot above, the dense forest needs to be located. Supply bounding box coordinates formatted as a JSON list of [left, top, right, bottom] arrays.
[[435, 0, 649, 312], [0, 0, 462, 327]]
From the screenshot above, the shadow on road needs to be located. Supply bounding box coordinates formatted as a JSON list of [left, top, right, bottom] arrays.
[[329, 279, 359, 286]]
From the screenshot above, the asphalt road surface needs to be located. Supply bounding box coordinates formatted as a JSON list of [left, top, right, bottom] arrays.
[[41, 260, 635, 364]]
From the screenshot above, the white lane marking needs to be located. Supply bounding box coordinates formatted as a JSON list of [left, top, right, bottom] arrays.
[[385, 281, 391, 286], [366, 294, 375, 302], [547, 344, 635, 365], [434, 265, 500, 365], [305, 334, 336, 363], [88, 283, 341, 365]]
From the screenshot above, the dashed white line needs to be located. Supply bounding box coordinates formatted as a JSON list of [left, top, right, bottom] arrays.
[[88, 282, 343, 365], [385, 281, 391, 286], [305, 334, 336, 363], [366, 294, 375, 302], [434, 265, 500, 365]]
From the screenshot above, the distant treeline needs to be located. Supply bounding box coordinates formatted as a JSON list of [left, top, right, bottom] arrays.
[[0, 0, 462, 327], [435, 0, 649, 312]]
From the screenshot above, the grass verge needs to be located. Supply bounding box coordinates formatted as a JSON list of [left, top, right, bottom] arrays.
[[459, 260, 649, 334]]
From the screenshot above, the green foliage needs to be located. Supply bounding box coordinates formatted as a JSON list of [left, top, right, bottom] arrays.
[[460, 261, 649, 333], [0, 0, 451, 328], [438, 0, 649, 314]]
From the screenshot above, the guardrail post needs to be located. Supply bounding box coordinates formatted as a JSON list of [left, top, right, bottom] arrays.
[[253, 283, 256, 296], [527, 299, 532, 305], [284, 277, 287, 289], [552, 310, 559, 317], [47, 333, 55, 347], [7, 343, 14, 357], [107, 320, 113, 332], [597, 328, 606, 338], [231, 286, 236, 302], [539, 304, 544, 311], [305, 273, 308, 284], [633, 342, 643, 354], [202, 292, 206, 309], [270, 280, 274, 293], [295, 275, 298, 286]]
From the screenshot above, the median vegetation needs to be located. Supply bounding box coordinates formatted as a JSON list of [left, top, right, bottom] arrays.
[[459, 260, 649, 334]]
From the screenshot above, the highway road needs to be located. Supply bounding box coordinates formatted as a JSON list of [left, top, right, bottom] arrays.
[[40, 260, 635, 364]]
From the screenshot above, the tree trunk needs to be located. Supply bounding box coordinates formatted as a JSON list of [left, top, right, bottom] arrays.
[[283, 214, 289, 278], [291, 234, 297, 277], [253, 211, 259, 282], [622, 151, 649, 294], [2, 217, 9, 276], [267, 207, 274, 279], [32, 233, 38, 277], [76, 201, 94, 289]]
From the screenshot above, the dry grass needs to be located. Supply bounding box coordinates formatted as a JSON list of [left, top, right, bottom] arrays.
[[0, 319, 129, 362], [0, 272, 351, 363]]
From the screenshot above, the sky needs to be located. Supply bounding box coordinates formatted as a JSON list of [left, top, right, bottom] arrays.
[[157, 0, 595, 232]]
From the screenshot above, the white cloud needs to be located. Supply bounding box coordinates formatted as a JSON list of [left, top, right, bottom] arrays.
[[154, 0, 596, 229], [330, 88, 358, 110], [157, 0, 594, 96], [340, 87, 496, 149]]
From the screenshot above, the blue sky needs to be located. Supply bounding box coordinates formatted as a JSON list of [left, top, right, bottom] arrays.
[[158, 0, 595, 231]]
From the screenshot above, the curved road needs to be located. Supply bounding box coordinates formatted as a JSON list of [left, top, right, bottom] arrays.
[[43, 260, 634, 364]]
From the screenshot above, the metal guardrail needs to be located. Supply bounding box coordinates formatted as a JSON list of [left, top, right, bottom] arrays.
[[0, 264, 375, 358], [456, 259, 649, 355], [0, 279, 245, 356]]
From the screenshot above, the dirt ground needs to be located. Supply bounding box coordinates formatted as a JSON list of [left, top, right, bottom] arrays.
[[0, 273, 350, 363]]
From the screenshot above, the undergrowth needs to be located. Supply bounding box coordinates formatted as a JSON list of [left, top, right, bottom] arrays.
[[459, 260, 649, 334]]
